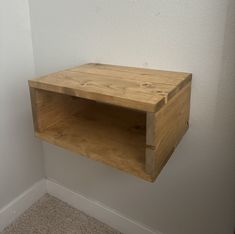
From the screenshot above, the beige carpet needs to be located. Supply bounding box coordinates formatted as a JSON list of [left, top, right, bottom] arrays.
[[1, 194, 122, 234]]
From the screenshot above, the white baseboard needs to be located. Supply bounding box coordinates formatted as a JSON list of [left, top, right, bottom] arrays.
[[0, 179, 161, 234], [0, 179, 47, 232], [46, 179, 161, 234]]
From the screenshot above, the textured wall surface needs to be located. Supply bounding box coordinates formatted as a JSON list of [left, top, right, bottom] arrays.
[[28, 0, 235, 233], [0, 0, 44, 209]]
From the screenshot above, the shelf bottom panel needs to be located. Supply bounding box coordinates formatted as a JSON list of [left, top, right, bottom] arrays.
[[36, 114, 153, 181]]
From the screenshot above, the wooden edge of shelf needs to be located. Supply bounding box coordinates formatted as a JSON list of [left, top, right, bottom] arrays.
[[163, 73, 192, 104], [34, 131, 154, 182], [145, 82, 191, 179], [28, 72, 191, 114], [28, 80, 165, 113], [29, 87, 39, 132], [86, 63, 192, 79]]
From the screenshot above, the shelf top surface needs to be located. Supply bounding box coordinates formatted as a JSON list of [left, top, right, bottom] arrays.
[[29, 63, 191, 112]]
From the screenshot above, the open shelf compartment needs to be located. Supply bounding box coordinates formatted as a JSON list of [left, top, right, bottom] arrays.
[[31, 89, 154, 181], [29, 63, 192, 182]]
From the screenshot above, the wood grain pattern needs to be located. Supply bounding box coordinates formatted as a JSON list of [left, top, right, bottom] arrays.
[[74, 63, 191, 101], [29, 87, 40, 132], [29, 63, 191, 112], [28, 63, 192, 182], [145, 82, 191, 179], [33, 89, 153, 181], [78, 63, 191, 81]]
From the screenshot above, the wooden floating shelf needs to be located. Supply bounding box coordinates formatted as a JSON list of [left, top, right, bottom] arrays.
[[29, 63, 192, 182]]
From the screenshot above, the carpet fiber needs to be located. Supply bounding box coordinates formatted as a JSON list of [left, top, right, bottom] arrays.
[[1, 194, 122, 234]]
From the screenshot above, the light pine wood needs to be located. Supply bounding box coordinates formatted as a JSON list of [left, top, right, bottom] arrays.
[[28, 63, 192, 182], [74, 63, 191, 101], [145, 82, 191, 179], [29, 87, 40, 132], [29, 63, 191, 112]]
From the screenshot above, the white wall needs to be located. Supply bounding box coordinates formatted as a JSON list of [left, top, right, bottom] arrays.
[[0, 0, 44, 209], [28, 0, 235, 233]]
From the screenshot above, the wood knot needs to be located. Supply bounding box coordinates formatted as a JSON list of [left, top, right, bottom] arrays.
[[141, 82, 153, 88]]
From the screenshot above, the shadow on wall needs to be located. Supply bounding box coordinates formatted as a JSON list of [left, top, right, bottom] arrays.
[[215, 0, 235, 153], [214, 0, 235, 230]]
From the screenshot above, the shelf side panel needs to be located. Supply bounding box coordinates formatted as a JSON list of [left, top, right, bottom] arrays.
[[29, 87, 40, 132], [145, 82, 191, 180], [31, 89, 76, 132]]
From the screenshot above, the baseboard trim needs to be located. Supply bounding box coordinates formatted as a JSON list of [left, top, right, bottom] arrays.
[[0, 179, 161, 234], [0, 179, 46, 231], [46, 179, 161, 234]]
